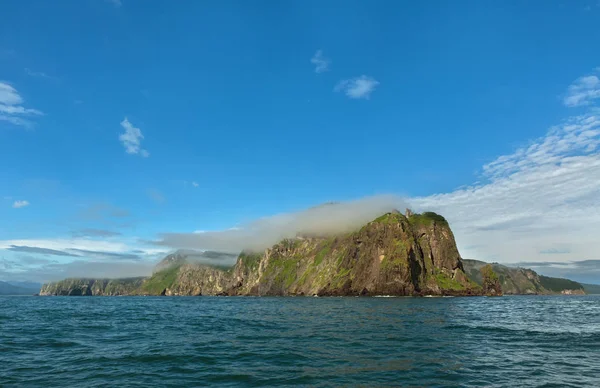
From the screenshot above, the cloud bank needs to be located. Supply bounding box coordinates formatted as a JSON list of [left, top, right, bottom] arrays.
[[156, 195, 406, 253]]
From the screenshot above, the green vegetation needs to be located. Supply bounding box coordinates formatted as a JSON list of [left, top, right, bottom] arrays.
[[481, 264, 499, 282], [280, 238, 299, 250], [142, 265, 181, 294], [408, 211, 449, 227], [238, 251, 263, 271], [373, 212, 405, 224], [264, 256, 300, 288], [330, 267, 352, 288], [314, 241, 332, 266], [539, 275, 583, 292], [432, 270, 465, 291]]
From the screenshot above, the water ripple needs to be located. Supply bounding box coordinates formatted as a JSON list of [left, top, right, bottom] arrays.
[[0, 295, 599, 387]]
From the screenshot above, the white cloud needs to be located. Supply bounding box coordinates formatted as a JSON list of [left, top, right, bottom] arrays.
[[564, 69, 600, 107], [0, 82, 43, 127], [335, 75, 379, 99], [106, 0, 122, 7], [310, 50, 330, 73], [192, 181, 199, 187], [412, 110, 600, 265], [12, 200, 29, 208], [119, 117, 149, 157]]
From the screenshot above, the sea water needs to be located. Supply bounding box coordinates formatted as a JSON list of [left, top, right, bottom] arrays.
[[1, 295, 599, 387]]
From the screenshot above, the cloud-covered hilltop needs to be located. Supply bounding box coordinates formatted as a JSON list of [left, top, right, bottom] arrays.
[[155, 195, 406, 255]]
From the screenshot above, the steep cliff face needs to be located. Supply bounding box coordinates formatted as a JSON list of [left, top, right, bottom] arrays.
[[220, 211, 479, 296], [40, 211, 483, 297]]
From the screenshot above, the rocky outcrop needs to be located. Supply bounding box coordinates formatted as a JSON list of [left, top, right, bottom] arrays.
[[40, 211, 485, 297], [480, 264, 502, 296]]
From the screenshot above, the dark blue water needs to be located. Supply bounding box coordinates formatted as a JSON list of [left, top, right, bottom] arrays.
[[1, 296, 599, 387]]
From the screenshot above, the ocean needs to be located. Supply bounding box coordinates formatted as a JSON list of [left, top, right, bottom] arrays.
[[1, 295, 598, 387]]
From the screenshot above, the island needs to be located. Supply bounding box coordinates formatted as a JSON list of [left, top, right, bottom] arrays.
[[39, 210, 587, 297]]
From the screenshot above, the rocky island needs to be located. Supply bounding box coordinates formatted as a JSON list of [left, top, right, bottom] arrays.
[[39, 210, 587, 297]]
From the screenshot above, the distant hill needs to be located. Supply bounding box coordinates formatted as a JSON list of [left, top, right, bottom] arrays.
[[582, 283, 600, 294], [0, 280, 40, 295], [463, 260, 585, 295]]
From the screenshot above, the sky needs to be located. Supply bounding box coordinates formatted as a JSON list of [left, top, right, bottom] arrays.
[[1, 0, 600, 284]]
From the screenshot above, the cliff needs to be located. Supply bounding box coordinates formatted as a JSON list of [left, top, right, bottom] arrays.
[[40, 211, 483, 297], [463, 260, 586, 295]]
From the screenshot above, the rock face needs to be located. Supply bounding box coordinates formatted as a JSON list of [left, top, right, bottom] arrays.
[[463, 259, 586, 295], [40, 211, 484, 297]]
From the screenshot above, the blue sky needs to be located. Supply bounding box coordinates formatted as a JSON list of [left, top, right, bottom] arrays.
[[1, 0, 600, 283]]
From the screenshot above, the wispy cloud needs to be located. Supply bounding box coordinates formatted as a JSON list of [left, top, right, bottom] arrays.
[[71, 228, 122, 238], [335, 75, 379, 99], [106, 0, 122, 7], [0, 239, 166, 260], [0, 82, 43, 128], [12, 200, 29, 208], [7, 245, 80, 257], [119, 117, 149, 157], [192, 181, 199, 187], [563, 68, 600, 107], [540, 248, 571, 255], [24, 68, 53, 79], [310, 50, 330, 74]]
